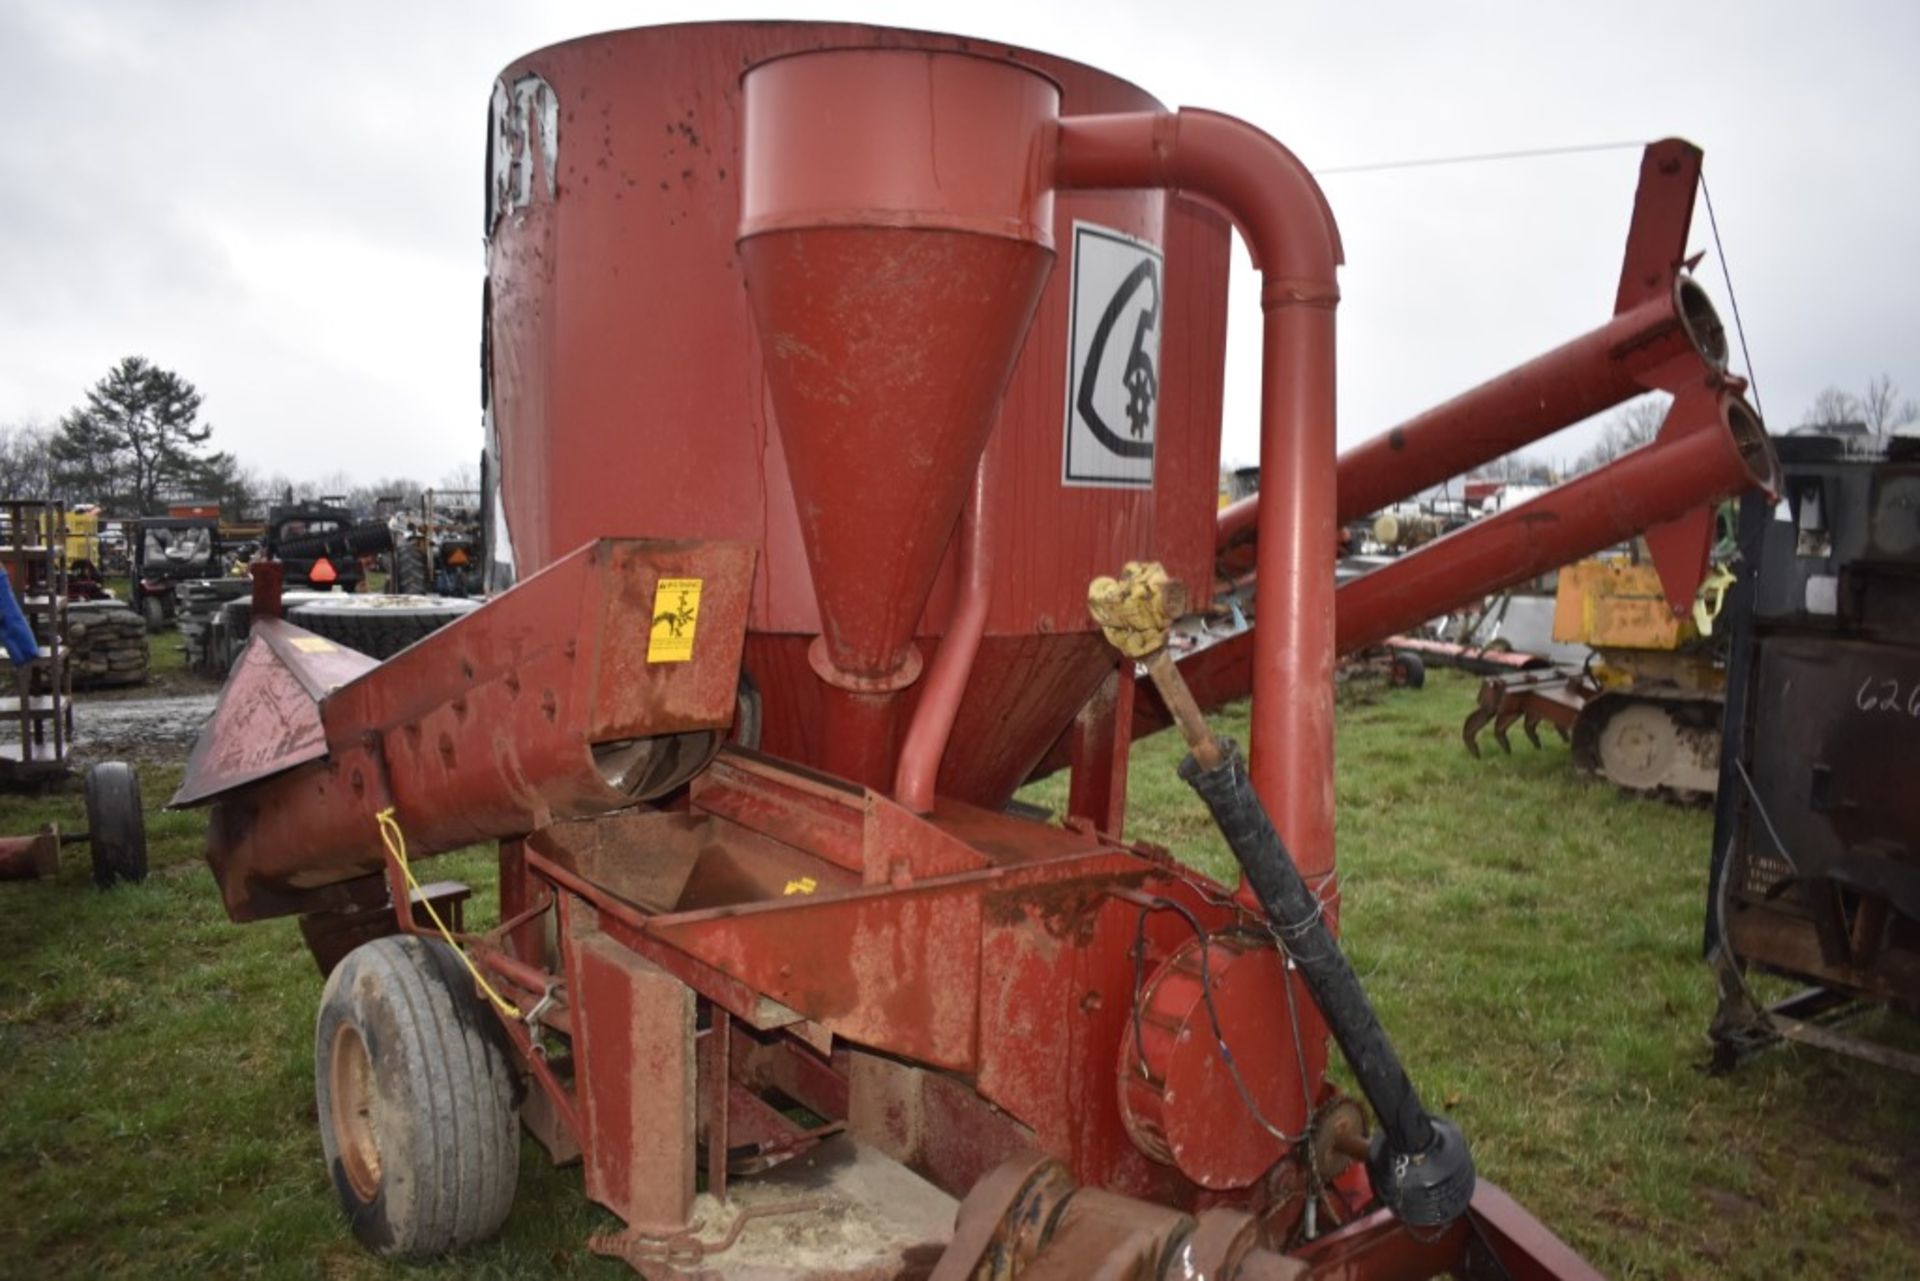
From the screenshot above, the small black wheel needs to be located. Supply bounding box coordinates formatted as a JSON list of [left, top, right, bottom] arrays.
[[139, 594, 166, 632], [316, 935, 520, 1259], [1389, 652, 1426, 690], [83, 761, 148, 887]]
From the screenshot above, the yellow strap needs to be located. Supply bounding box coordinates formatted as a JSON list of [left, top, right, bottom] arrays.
[[1692, 563, 1738, 637], [375, 807, 522, 1019]]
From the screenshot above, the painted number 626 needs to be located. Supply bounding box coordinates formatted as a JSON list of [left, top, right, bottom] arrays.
[[1854, 676, 1920, 718]]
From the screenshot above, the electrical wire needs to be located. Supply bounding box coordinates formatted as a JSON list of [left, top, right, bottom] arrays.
[[1128, 897, 1311, 1146], [1731, 758, 1801, 875], [1314, 139, 1646, 177], [1699, 172, 1766, 422]]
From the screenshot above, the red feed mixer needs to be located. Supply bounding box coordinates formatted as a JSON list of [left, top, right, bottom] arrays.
[[176, 22, 1774, 1280]]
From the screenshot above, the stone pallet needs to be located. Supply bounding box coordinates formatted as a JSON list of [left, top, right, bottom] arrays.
[[65, 600, 149, 689], [176, 578, 251, 674]]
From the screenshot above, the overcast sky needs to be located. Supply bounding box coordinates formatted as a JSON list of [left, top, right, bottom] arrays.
[[3, 1, 1915, 485]]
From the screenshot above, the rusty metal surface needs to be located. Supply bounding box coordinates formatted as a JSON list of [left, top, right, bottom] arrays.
[[1054, 387, 1772, 781], [191, 539, 752, 921], [1463, 671, 1598, 758], [188, 23, 1641, 1277], [742, 223, 1052, 690], [171, 618, 375, 806], [1059, 108, 1345, 889], [1615, 139, 1704, 313], [936, 1161, 1596, 1279], [1337, 385, 1774, 654], [1217, 138, 1717, 559], [1382, 635, 1549, 674], [896, 459, 995, 814], [739, 50, 1057, 786], [566, 911, 698, 1235], [1066, 666, 1134, 835], [0, 826, 59, 880], [490, 23, 1230, 809], [1118, 931, 1326, 1190]]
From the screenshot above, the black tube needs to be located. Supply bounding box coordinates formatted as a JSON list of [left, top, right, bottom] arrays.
[[271, 518, 395, 562], [1179, 739, 1475, 1228]]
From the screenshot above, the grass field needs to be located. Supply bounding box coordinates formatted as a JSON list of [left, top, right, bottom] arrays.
[[0, 672, 1914, 1278]]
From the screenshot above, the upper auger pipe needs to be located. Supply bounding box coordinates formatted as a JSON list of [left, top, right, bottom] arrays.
[[1216, 273, 1731, 552], [1056, 109, 1344, 894], [1220, 135, 1719, 556]]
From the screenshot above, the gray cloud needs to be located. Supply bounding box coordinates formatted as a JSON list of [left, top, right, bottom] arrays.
[[3, 0, 1913, 484]]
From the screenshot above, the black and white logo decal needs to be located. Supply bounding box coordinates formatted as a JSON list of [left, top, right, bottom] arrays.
[[1062, 222, 1164, 489]]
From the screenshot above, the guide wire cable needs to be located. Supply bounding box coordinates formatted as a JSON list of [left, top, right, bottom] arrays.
[[1699, 171, 1766, 422]]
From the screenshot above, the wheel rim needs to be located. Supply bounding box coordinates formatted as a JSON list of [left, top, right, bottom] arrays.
[[329, 1022, 383, 1202], [1596, 703, 1676, 789]]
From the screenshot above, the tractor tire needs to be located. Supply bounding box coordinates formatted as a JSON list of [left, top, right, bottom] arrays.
[[1389, 652, 1426, 690], [139, 594, 167, 632], [84, 761, 147, 888], [286, 596, 479, 660], [392, 544, 430, 596], [316, 935, 520, 1259]]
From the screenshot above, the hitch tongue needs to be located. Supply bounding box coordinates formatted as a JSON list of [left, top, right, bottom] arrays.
[[1089, 563, 1477, 1229]]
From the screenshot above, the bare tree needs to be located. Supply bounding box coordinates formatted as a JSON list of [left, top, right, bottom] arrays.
[[1573, 393, 1670, 473], [437, 461, 480, 496], [0, 421, 56, 498], [1799, 375, 1917, 438], [1859, 374, 1918, 437], [1468, 453, 1556, 485]]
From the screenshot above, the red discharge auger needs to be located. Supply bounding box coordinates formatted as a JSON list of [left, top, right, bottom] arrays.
[[175, 22, 1774, 1280]]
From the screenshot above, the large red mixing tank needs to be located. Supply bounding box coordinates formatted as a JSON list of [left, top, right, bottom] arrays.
[[485, 23, 1231, 803]]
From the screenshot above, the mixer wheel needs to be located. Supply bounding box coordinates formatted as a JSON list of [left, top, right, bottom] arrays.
[[316, 935, 520, 1259], [1388, 652, 1426, 689]]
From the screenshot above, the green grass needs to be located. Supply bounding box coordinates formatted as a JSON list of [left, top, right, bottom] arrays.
[[0, 673, 1914, 1277], [1031, 676, 1920, 1277]]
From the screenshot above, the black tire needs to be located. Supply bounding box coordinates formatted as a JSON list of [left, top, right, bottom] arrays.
[[1389, 652, 1426, 690], [139, 593, 166, 632], [316, 935, 520, 1259], [84, 761, 148, 888], [286, 596, 479, 660], [392, 543, 430, 596]]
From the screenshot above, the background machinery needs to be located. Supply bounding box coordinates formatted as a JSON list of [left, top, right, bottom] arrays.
[[1707, 430, 1920, 1074], [175, 23, 1777, 1279], [386, 486, 484, 597], [1463, 554, 1731, 796], [130, 514, 223, 628]]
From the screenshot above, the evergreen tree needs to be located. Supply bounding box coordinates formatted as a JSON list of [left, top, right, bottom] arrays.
[[51, 357, 215, 513]]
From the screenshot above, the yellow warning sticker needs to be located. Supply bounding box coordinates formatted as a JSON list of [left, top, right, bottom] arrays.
[[783, 877, 818, 897], [647, 577, 703, 663], [290, 637, 337, 653]]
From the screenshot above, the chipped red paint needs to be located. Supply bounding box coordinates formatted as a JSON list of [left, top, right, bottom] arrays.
[[179, 21, 1642, 1277]]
